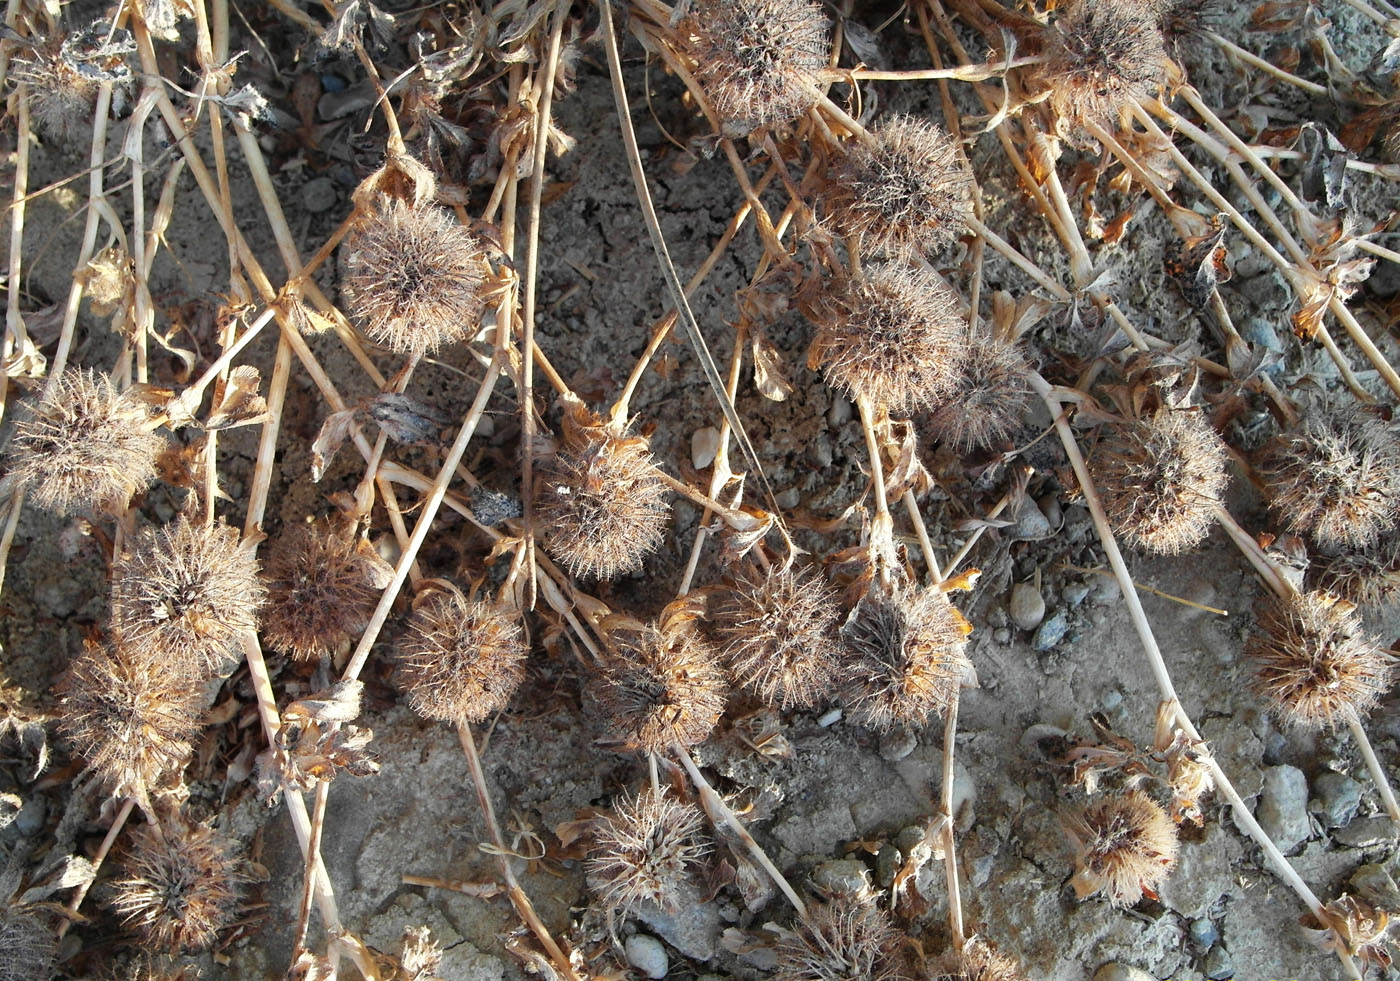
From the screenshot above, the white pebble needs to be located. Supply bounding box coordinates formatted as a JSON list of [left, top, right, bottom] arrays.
[[691, 427, 721, 470], [625, 934, 669, 979]]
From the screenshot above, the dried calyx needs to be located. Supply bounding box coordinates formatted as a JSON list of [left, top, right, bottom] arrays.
[[924, 331, 1032, 452], [1063, 788, 1179, 907], [1040, 0, 1168, 128], [586, 787, 711, 916], [773, 892, 906, 981]]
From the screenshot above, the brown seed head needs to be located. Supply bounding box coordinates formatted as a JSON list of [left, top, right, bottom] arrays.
[[5, 369, 164, 516], [1064, 789, 1179, 907], [586, 787, 710, 915], [1246, 590, 1391, 731], [110, 814, 246, 953], [774, 894, 906, 981], [1259, 407, 1400, 551], [1315, 534, 1400, 609], [342, 197, 488, 357], [11, 40, 102, 145], [1041, 0, 1168, 127], [1090, 408, 1228, 554], [0, 906, 56, 981], [808, 263, 968, 416], [684, 0, 830, 131], [945, 936, 1026, 981], [593, 619, 728, 753], [828, 115, 972, 255], [924, 332, 1033, 452], [262, 519, 385, 660], [840, 583, 971, 733], [1150, 0, 1224, 62], [714, 563, 842, 710], [536, 407, 671, 580], [395, 589, 527, 726], [111, 515, 265, 677]]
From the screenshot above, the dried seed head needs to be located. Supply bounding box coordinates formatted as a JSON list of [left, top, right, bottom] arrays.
[[808, 264, 968, 416], [1089, 408, 1228, 554], [12, 40, 103, 145], [839, 583, 971, 733], [58, 645, 202, 807], [1041, 0, 1168, 127], [586, 787, 710, 915], [536, 407, 671, 580], [828, 116, 972, 255], [111, 515, 265, 677], [262, 519, 386, 660], [1259, 407, 1400, 551], [1150, 0, 1224, 62], [944, 936, 1026, 981], [773, 894, 906, 981], [1315, 535, 1400, 609], [110, 815, 246, 953], [714, 563, 842, 710], [593, 619, 728, 753], [4, 369, 164, 516], [924, 332, 1033, 451], [1064, 789, 1179, 907], [684, 0, 830, 131], [1246, 590, 1391, 731], [342, 197, 488, 357], [0, 907, 56, 981], [394, 589, 527, 726]]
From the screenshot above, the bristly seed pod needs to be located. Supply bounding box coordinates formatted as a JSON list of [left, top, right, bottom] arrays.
[[1064, 789, 1179, 907], [0, 906, 56, 981], [1089, 408, 1228, 555], [1246, 590, 1391, 731], [586, 787, 710, 916], [394, 587, 527, 726], [4, 369, 164, 516], [828, 115, 973, 255], [1314, 534, 1400, 609], [342, 196, 488, 357], [807, 263, 968, 416], [111, 515, 265, 678], [536, 404, 671, 580], [840, 583, 971, 733], [1041, 0, 1168, 127], [773, 893, 906, 981], [714, 563, 842, 710], [924, 332, 1033, 452], [1258, 407, 1400, 551], [684, 0, 830, 132], [946, 936, 1026, 981], [262, 519, 387, 661]]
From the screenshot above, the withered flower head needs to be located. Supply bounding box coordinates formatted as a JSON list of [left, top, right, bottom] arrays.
[[586, 787, 710, 915], [262, 519, 386, 661], [839, 583, 971, 733], [109, 814, 247, 953], [714, 563, 842, 710], [111, 515, 265, 677], [0, 906, 55, 981], [5, 369, 164, 516], [1064, 789, 1179, 907], [944, 936, 1026, 981], [924, 332, 1033, 452], [394, 588, 527, 726], [1246, 590, 1391, 731], [1315, 534, 1400, 609], [342, 197, 488, 357], [58, 645, 202, 808], [1259, 407, 1400, 551], [684, 0, 830, 131], [1151, 0, 1223, 61], [1089, 408, 1228, 554], [536, 405, 671, 580], [774, 893, 906, 981], [808, 264, 968, 416], [593, 617, 728, 754], [828, 115, 972, 255], [11, 27, 132, 145], [1041, 0, 1168, 127]]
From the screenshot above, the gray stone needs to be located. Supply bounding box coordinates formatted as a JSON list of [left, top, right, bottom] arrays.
[[1310, 771, 1363, 829], [812, 859, 870, 896], [625, 934, 669, 979], [635, 881, 722, 960], [895, 826, 926, 854], [1009, 581, 1046, 630], [1349, 863, 1400, 912], [775, 487, 801, 510], [828, 398, 852, 427], [993, 627, 1012, 645], [1203, 945, 1234, 980], [878, 728, 917, 762], [1032, 610, 1069, 651], [875, 844, 900, 888], [1257, 765, 1311, 852], [301, 176, 337, 213], [1092, 964, 1156, 981], [1063, 581, 1091, 607], [1011, 498, 1053, 540], [1333, 816, 1398, 849], [1035, 493, 1062, 529], [1089, 573, 1120, 602], [1188, 917, 1219, 948]]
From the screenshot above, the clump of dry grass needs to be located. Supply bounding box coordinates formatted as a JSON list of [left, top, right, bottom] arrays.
[[586, 787, 710, 915], [1064, 789, 1179, 907]]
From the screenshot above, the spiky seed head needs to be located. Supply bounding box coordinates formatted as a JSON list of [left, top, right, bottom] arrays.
[[1315, 535, 1400, 609], [1246, 590, 1391, 731], [57, 645, 202, 808], [262, 519, 385, 660], [714, 563, 842, 710], [1089, 408, 1228, 555], [1041, 0, 1168, 127], [593, 619, 728, 754], [11, 41, 102, 145], [839, 583, 971, 733], [4, 369, 164, 516], [828, 116, 972, 255], [1258, 407, 1400, 551], [808, 263, 968, 416], [945, 937, 1026, 981], [684, 0, 830, 131], [773, 894, 906, 981], [394, 589, 527, 726], [0, 907, 56, 981], [586, 787, 710, 915], [924, 332, 1033, 452], [536, 407, 671, 580], [109, 815, 246, 953], [341, 197, 488, 357], [1150, 0, 1223, 61], [111, 515, 265, 678], [1064, 789, 1179, 907]]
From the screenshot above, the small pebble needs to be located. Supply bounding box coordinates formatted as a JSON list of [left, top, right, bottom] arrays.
[[1187, 917, 1219, 948], [1035, 492, 1062, 529], [816, 708, 843, 727], [1012, 498, 1052, 540], [301, 176, 337, 214], [1089, 574, 1120, 603], [1032, 610, 1069, 651], [875, 845, 901, 888], [1092, 964, 1155, 981], [828, 398, 852, 427], [992, 627, 1011, 645], [1009, 581, 1046, 631], [878, 728, 917, 762], [1258, 765, 1311, 853], [1062, 582, 1090, 607], [812, 860, 870, 896], [1349, 863, 1400, 911], [809, 434, 833, 469], [1310, 771, 1363, 829], [1203, 945, 1234, 981], [775, 487, 801, 510], [625, 934, 669, 979], [1334, 816, 1398, 849], [691, 427, 720, 470], [895, 826, 926, 854]]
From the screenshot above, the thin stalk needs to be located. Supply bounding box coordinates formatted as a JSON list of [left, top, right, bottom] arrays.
[[856, 396, 895, 587], [1346, 707, 1400, 822], [939, 698, 964, 949], [291, 780, 331, 962], [56, 797, 135, 940], [1204, 31, 1328, 95]]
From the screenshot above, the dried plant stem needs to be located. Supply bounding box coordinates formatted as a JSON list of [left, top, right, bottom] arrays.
[[944, 485, 1017, 579], [56, 797, 135, 941], [291, 779, 331, 963], [1203, 31, 1328, 95], [857, 396, 895, 587], [401, 874, 503, 897], [840, 55, 1037, 82], [904, 490, 943, 584], [4, 88, 30, 417], [939, 697, 965, 949], [1249, 146, 1400, 181]]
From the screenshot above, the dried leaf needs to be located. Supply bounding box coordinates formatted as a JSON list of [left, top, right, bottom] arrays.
[[284, 680, 365, 725], [206, 365, 269, 429], [1165, 215, 1230, 310], [1299, 123, 1354, 212], [311, 408, 360, 482], [78, 247, 133, 321], [750, 329, 793, 402], [842, 20, 892, 70], [1249, 0, 1306, 32], [367, 392, 444, 444]]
